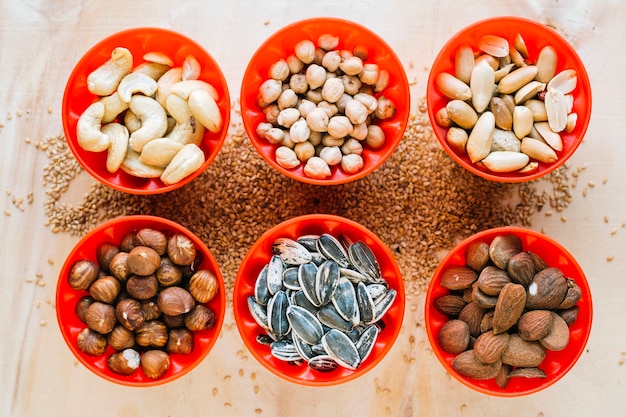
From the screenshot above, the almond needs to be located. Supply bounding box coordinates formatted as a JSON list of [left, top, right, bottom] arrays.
[[540, 312, 570, 351], [474, 331, 510, 364], [477, 266, 511, 296], [557, 278, 582, 309], [492, 283, 526, 334], [509, 367, 547, 379], [507, 251, 536, 287], [451, 350, 502, 380], [501, 333, 546, 367], [438, 319, 471, 354], [517, 310, 554, 341], [434, 294, 467, 318], [458, 301, 487, 337], [466, 241, 490, 272], [440, 266, 478, 290], [557, 306, 579, 326], [472, 283, 499, 308], [526, 267, 568, 310], [489, 234, 522, 270]]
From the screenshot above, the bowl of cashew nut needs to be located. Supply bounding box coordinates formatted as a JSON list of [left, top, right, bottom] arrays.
[[62, 27, 231, 194]]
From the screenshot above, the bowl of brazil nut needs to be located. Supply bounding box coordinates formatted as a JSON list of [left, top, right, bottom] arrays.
[[233, 214, 405, 385], [425, 226, 592, 396], [62, 27, 231, 194], [240, 17, 410, 185], [427, 16, 592, 182], [56, 215, 226, 386]]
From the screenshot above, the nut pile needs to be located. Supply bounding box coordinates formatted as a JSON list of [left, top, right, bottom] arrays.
[[435, 33, 579, 173], [77, 47, 223, 185], [69, 227, 219, 380], [255, 34, 396, 179], [434, 234, 581, 388]]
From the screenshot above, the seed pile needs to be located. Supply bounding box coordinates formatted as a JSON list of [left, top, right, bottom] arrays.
[[40, 98, 573, 297]]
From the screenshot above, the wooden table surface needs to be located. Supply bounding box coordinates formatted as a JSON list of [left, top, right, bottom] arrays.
[[1, 1, 625, 416]]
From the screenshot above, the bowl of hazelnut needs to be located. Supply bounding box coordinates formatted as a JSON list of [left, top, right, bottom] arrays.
[[425, 226, 592, 396], [56, 215, 225, 386], [233, 214, 405, 385], [62, 27, 231, 195], [426, 16, 592, 182], [240, 17, 410, 185]]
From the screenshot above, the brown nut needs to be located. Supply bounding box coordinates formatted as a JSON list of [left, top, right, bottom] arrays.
[[188, 269, 220, 303], [141, 350, 170, 380], [89, 275, 121, 304], [109, 252, 131, 282], [539, 312, 570, 351], [96, 242, 119, 271], [155, 257, 183, 287], [492, 283, 526, 335], [75, 296, 95, 323], [158, 286, 195, 316], [437, 319, 470, 354], [434, 294, 467, 318], [76, 327, 108, 356], [451, 350, 502, 380], [107, 325, 135, 350], [517, 309, 554, 341], [126, 274, 159, 300], [473, 331, 510, 364], [115, 298, 145, 331], [557, 305, 579, 326], [135, 228, 168, 256], [135, 320, 168, 348], [477, 266, 511, 296], [120, 231, 139, 252], [68, 260, 100, 290], [501, 333, 546, 368], [85, 301, 116, 334], [163, 314, 186, 329], [440, 266, 478, 291], [184, 304, 216, 331], [167, 328, 194, 354], [457, 301, 486, 337], [140, 299, 162, 321], [489, 234, 522, 270], [526, 267, 568, 310], [507, 251, 537, 287], [167, 233, 197, 266], [107, 348, 141, 376], [126, 246, 161, 276], [466, 241, 490, 272], [557, 278, 582, 309]]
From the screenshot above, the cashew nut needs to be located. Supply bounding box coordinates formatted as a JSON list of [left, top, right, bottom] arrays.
[[117, 72, 158, 103], [156, 67, 183, 109], [165, 94, 205, 145], [182, 55, 201, 81], [87, 47, 133, 96], [98, 92, 129, 124], [101, 122, 129, 173], [139, 138, 185, 167], [128, 95, 168, 152], [76, 102, 110, 152], [143, 51, 174, 67], [160, 143, 205, 185], [121, 147, 164, 178], [132, 61, 170, 81], [170, 80, 219, 101], [188, 89, 223, 133], [124, 110, 142, 134]]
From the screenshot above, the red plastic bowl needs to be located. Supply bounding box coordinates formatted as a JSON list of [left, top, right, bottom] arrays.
[[426, 16, 592, 182], [425, 226, 592, 396], [62, 27, 231, 195], [56, 215, 226, 386], [233, 214, 405, 385], [240, 17, 410, 185]]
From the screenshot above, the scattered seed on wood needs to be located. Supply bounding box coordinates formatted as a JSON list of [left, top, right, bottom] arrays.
[[39, 320, 47, 326], [4, 210, 10, 216], [611, 228, 618, 236], [212, 388, 218, 397]]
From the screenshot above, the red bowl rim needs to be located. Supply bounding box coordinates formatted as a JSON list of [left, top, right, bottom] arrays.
[[426, 16, 593, 183], [55, 214, 226, 386], [61, 27, 231, 195], [240, 17, 411, 186], [424, 226, 593, 396], [233, 213, 406, 385]]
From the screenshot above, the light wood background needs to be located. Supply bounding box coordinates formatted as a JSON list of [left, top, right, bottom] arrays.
[[1, 1, 625, 416]]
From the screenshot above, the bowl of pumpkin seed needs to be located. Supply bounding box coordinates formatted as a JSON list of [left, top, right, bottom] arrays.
[[426, 16, 592, 182], [233, 214, 405, 385]]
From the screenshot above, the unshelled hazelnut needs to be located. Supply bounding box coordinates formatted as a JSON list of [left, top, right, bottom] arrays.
[[167, 328, 194, 354], [109, 252, 130, 282], [107, 348, 140, 376], [135, 320, 168, 348], [135, 228, 167, 256], [184, 305, 216, 331], [68, 260, 100, 290], [115, 298, 145, 331], [127, 246, 161, 276], [162, 314, 185, 329], [76, 327, 107, 356], [89, 275, 121, 304], [167, 234, 196, 266], [155, 257, 183, 287], [75, 296, 95, 323], [158, 286, 195, 316], [141, 350, 170, 380], [188, 269, 219, 303], [108, 325, 135, 350], [126, 274, 159, 300], [140, 299, 162, 321], [96, 242, 119, 272], [85, 302, 116, 334]]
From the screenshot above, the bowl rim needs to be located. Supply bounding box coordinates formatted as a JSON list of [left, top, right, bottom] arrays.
[[424, 225, 593, 396], [426, 15, 593, 183], [55, 214, 226, 386], [240, 16, 411, 186], [61, 26, 231, 195], [233, 213, 406, 385]]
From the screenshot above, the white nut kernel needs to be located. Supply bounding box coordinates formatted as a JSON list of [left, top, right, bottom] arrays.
[[327, 115, 353, 138], [128, 95, 168, 152], [454, 45, 475, 84], [143, 51, 174, 67], [275, 146, 301, 169], [277, 108, 301, 128], [277, 88, 299, 110], [321, 50, 341, 72], [359, 63, 379, 85], [466, 111, 495, 163], [98, 92, 129, 124], [303, 156, 331, 179], [294, 40, 316, 64], [160, 143, 205, 185], [365, 124, 385, 149], [435, 72, 472, 101], [306, 64, 327, 90], [289, 118, 311, 143], [258, 79, 283, 107], [339, 56, 364, 76], [102, 122, 129, 173], [269, 59, 290, 81], [374, 69, 390, 93], [306, 108, 329, 132], [319, 146, 342, 166], [170, 80, 219, 101], [375, 96, 396, 120], [318, 34, 340, 51], [182, 55, 201, 81], [341, 138, 363, 155], [155, 67, 183, 109], [139, 138, 184, 167], [77, 102, 110, 152], [117, 72, 158, 103], [341, 153, 364, 174], [294, 141, 316, 161], [321, 78, 345, 103], [87, 47, 133, 96], [298, 99, 316, 118], [345, 99, 368, 125], [470, 60, 495, 113]]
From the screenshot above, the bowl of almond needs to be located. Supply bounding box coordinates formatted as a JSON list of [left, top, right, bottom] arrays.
[[425, 226, 592, 396], [62, 28, 231, 194], [426, 16, 592, 182]]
